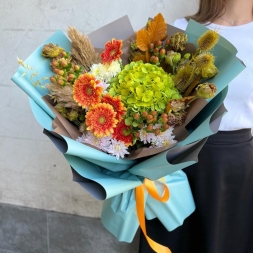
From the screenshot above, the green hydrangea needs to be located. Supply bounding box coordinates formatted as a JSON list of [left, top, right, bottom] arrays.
[[109, 61, 181, 112]]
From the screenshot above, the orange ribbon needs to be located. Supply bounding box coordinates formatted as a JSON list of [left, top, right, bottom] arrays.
[[135, 178, 172, 253]]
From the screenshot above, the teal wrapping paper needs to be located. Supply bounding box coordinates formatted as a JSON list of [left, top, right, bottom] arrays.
[[101, 170, 195, 242], [11, 16, 245, 243]]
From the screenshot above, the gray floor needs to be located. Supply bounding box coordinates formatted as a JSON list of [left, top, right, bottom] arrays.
[[0, 203, 139, 253]]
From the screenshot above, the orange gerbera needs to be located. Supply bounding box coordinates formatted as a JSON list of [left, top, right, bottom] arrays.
[[101, 38, 123, 64], [73, 73, 103, 108], [86, 103, 118, 137], [101, 94, 126, 121], [112, 121, 133, 146]]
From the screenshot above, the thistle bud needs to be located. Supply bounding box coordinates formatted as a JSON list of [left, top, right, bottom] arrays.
[[197, 30, 219, 51], [41, 43, 64, 58], [196, 83, 217, 99], [194, 52, 215, 71]]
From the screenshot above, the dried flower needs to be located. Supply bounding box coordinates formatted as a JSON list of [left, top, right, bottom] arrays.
[[193, 52, 215, 71], [197, 30, 220, 51], [170, 32, 188, 51], [67, 110, 79, 121], [68, 26, 100, 72], [196, 83, 217, 99], [201, 63, 218, 78], [41, 43, 64, 58], [173, 65, 196, 92], [167, 99, 186, 112]]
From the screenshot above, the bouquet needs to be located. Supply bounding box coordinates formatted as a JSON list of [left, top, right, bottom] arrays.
[[12, 13, 245, 253]]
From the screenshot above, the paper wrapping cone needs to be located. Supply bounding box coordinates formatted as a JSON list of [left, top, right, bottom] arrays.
[[11, 15, 245, 243]]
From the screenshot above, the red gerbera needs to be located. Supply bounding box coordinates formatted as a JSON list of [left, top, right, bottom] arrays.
[[86, 103, 118, 137], [73, 73, 103, 108], [101, 38, 123, 64], [101, 94, 126, 121], [112, 121, 133, 146]]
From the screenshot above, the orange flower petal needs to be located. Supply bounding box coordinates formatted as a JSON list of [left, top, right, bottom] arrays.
[[101, 94, 126, 121], [86, 103, 118, 137], [73, 73, 103, 108], [112, 121, 133, 146], [101, 39, 123, 64]]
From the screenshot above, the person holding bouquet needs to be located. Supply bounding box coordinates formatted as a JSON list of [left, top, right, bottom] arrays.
[[139, 0, 253, 252]]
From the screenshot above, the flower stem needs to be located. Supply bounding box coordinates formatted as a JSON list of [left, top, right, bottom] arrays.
[[184, 76, 201, 97]]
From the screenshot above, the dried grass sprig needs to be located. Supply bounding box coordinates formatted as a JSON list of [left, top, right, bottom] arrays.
[[47, 83, 81, 111], [68, 26, 101, 72]]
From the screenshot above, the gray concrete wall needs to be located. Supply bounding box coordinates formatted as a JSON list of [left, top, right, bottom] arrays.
[[0, 0, 198, 217]]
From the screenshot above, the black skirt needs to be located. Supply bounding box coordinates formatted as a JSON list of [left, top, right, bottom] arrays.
[[139, 129, 253, 253]]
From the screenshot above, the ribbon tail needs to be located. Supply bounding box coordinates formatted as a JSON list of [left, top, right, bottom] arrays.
[[135, 184, 172, 253]]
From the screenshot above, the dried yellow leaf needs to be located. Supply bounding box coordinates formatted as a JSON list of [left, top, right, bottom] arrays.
[[148, 13, 167, 43], [136, 29, 149, 51]]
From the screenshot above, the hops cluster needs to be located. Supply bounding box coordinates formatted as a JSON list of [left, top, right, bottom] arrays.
[[169, 32, 188, 51]]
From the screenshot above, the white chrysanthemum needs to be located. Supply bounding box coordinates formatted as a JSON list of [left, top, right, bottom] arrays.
[[89, 61, 121, 83], [107, 139, 129, 159], [99, 136, 112, 152], [90, 63, 103, 77], [76, 132, 101, 149], [152, 124, 162, 129], [139, 129, 153, 144], [107, 61, 121, 75], [151, 127, 177, 148]]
